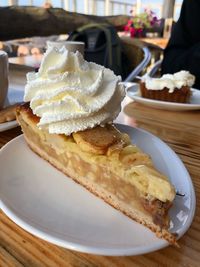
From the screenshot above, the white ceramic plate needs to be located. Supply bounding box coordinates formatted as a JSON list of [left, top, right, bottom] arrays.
[[0, 87, 24, 132], [0, 120, 18, 132], [0, 125, 196, 256], [126, 83, 200, 111]]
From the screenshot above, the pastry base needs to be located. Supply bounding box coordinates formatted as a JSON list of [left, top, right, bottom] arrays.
[[16, 104, 178, 246]]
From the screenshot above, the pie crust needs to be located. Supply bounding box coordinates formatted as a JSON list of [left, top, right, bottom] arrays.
[[16, 103, 177, 246]]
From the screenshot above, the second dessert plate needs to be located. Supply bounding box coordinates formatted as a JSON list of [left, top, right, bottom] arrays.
[[126, 83, 200, 111], [0, 87, 24, 132], [0, 120, 19, 132], [0, 125, 196, 256]]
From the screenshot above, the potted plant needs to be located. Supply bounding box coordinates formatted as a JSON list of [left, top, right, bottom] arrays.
[[124, 8, 161, 38]]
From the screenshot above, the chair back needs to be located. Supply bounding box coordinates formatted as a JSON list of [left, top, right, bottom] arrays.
[[120, 36, 151, 82], [147, 59, 162, 77]]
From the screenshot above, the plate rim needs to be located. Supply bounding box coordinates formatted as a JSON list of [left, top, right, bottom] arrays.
[[0, 120, 18, 132], [0, 125, 196, 256]]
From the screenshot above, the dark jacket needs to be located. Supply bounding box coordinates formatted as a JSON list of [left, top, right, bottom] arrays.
[[162, 0, 200, 89]]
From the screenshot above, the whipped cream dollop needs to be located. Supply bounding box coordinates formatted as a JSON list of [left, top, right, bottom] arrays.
[[143, 70, 195, 93], [24, 47, 125, 135]]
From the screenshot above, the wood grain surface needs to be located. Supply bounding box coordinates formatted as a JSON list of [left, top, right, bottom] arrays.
[[0, 68, 200, 266], [140, 38, 169, 50]]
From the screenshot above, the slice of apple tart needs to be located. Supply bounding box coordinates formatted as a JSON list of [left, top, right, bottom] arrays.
[[17, 47, 177, 246], [16, 103, 177, 246]]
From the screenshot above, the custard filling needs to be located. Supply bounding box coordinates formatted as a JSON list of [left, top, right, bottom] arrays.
[[17, 105, 175, 229]]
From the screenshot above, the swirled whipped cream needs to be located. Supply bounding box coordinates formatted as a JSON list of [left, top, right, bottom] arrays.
[[143, 71, 195, 93], [24, 47, 125, 135]]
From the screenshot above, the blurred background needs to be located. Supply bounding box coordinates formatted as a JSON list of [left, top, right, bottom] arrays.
[[1, 0, 183, 21], [0, 0, 184, 80]]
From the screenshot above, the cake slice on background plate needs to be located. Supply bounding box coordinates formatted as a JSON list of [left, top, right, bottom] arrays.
[[140, 71, 195, 103]]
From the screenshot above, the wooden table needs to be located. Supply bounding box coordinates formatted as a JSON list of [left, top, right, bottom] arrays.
[[140, 38, 169, 50], [0, 68, 200, 266]]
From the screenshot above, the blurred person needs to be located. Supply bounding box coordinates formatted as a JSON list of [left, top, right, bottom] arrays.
[[31, 47, 41, 55], [17, 45, 29, 57], [162, 0, 200, 89], [43, 1, 53, 9]]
